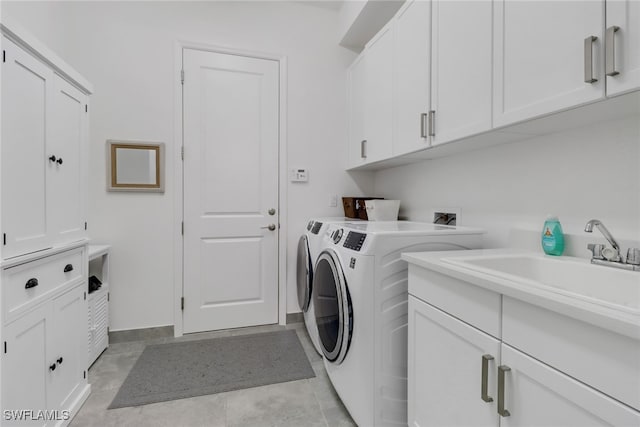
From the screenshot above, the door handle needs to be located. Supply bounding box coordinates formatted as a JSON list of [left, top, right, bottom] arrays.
[[268, 208, 276, 216], [498, 365, 511, 417], [48, 155, 57, 163], [605, 26, 620, 76], [428, 110, 436, 137], [584, 35, 598, 83], [261, 224, 276, 231], [49, 363, 57, 371], [481, 354, 494, 403]]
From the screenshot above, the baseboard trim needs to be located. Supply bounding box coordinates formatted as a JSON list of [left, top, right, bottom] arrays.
[[286, 312, 303, 324], [109, 325, 174, 343]]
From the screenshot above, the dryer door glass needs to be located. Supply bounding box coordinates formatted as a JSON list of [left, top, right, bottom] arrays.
[[313, 250, 352, 363], [296, 235, 312, 312]]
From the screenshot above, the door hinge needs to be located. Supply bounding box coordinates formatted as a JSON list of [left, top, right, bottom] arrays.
[[85, 104, 88, 113], [181, 297, 184, 310], [181, 146, 184, 161], [83, 370, 86, 379], [181, 221, 184, 235], [181, 69, 184, 85], [107, 292, 110, 302], [3, 233, 6, 245], [4, 341, 6, 354], [84, 291, 87, 300], [2, 50, 5, 63], [85, 222, 88, 230]]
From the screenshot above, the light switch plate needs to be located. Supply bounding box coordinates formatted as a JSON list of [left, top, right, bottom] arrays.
[[290, 168, 308, 182]]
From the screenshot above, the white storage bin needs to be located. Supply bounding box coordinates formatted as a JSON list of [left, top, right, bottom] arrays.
[[365, 199, 400, 221]]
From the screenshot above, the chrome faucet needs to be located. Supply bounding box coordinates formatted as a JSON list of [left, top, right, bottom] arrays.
[[584, 219, 640, 271]]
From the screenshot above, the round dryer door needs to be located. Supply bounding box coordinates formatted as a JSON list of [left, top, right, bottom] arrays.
[[313, 249, 353, 364], [296, 235, 313, 312]]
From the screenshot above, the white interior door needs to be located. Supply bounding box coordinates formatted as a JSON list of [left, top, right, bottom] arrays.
[[182, 49, 279, 333]]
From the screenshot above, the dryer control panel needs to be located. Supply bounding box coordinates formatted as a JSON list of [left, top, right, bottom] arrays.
[[343, 231, 366, 251]]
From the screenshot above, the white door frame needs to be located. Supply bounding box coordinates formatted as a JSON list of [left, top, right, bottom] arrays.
[[172, 40, 288, 337]]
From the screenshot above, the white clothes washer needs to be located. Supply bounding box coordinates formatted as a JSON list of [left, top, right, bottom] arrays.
[[313, 221, 485, 426], [297, 217, 360, 356]]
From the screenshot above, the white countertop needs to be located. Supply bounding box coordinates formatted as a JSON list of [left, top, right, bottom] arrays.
[[402, 248, 640, 340]]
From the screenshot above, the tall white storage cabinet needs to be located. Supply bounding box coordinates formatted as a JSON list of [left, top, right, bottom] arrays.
[[1, 19, 93, 425]]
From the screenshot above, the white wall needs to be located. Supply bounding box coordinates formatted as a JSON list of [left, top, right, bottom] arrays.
[[3, 1, 373, 330], [375, 117, 640, 251]]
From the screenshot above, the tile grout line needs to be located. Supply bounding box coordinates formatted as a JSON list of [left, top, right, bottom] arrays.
[[309, 378, 330, 427]]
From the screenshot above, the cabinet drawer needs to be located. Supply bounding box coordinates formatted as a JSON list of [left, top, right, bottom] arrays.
[[3, 247, 85, 322], [503, 296, 640, 411], [408, 265, 501, 338]]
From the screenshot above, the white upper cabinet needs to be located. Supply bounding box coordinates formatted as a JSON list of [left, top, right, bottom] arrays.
[[347, 54, 367, 167], [431, 0, 493, 146], [493, 1, 605, 127], [1, 36, 90, 259], [363, 24, 394, 163], [393, 0, 431, 156], [1, 37, 52, 258], [605, 0, 640, 96]]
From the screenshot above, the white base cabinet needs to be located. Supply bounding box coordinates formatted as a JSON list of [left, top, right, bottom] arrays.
[[407, 263, 640, 427]]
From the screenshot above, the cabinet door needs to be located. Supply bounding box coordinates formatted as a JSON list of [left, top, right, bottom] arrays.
[[1, 37, 54, 258], [493, 1, 605, 127], [408, 297, 500, 427], [364, 25, 394, 163], [2, 304, 51, 427], [606, 0, 640, 95], [48, 285, 87, 412], [49, 75, 88, 246], [347, 54, 367, 167], [393, 0, 431, 155], [500, 344, 640, 426], [431, 0, 492, 146]]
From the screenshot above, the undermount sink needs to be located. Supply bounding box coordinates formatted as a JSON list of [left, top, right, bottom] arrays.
[[442, 253, 640, 311]]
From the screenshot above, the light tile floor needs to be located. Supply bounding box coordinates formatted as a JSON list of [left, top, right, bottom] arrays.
[[70, 322, 356, 427]]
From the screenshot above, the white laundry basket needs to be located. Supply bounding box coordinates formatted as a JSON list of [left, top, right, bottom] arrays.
[[364, 200, 400, 221]]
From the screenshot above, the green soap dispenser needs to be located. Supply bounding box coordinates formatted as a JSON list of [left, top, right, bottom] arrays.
[[541, 215, 565, 256]]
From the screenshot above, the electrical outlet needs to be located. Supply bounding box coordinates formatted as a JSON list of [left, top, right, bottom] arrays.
[[329, 195, 337, 207]]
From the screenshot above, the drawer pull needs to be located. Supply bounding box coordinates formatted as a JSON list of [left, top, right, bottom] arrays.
[[25, 278, 39, 289], [481, 354, 494, 403], [64, 264, 74, 273]]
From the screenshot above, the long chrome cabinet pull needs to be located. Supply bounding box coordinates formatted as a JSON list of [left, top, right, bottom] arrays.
[[360, 140, 367, 159], [498, 365, 511, 417], [481, 354, 494, 402], [420, 113, 428, 138], [606, 26, 620, 76], [428, 110, 436, 137], [584, 35, 598, 83]]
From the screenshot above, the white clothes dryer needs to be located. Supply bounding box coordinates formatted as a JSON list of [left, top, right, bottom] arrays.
[[297, 217, 360, 356], [313, 221, 485, 426]]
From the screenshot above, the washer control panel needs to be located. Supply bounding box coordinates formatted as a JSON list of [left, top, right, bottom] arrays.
[[343, 231, 366, 251], [311, 221, 323, 235]]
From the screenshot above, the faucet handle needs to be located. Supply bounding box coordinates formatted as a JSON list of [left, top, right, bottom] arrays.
[[587, 243, 605, 259], [626, 248, 640, 266]]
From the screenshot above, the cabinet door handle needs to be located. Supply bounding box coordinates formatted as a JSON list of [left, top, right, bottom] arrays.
[[48, 155, 57, 163], [56, 157, 63, 165], [428, 110, 436, 137], [584, 35, 598, 83], [498, 365, 511, 417], [64, 264, 74, 273], [57, 357, 63, 365], [49, 363, 57, 371], [605, 26, 620, 76], [360, 140, 367, 159], [481, 354, 494, 403], [25, 278, 39, 289], [420, 113, 428, 139]]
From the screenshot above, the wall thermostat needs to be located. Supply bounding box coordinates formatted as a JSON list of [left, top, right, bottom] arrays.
[[290, 168, 308, 182]]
